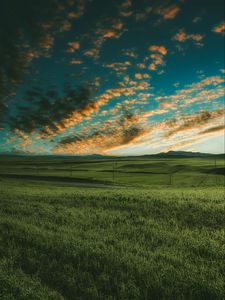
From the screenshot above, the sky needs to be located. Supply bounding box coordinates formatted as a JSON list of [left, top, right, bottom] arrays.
[[0, 0, 224, 156]]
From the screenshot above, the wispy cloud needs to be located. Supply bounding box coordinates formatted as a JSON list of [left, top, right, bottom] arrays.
[[155, 75, 224, 109]]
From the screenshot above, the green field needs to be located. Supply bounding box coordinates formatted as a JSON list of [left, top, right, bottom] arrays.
[[0, 155, 224, 187], [0, 155, 225, 299]]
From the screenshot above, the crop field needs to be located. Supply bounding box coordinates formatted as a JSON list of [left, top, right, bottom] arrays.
[[0, 155, 225, 299]]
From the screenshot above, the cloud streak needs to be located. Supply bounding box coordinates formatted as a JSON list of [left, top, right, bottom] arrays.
[[53, 110, 145, 154]]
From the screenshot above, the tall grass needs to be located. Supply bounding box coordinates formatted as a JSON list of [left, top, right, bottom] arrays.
[[0, 180, 225, 299]]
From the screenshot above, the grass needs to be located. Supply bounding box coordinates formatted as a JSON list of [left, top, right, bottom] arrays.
[[0, 178, 225, 299], [0, 155, 224, 186]]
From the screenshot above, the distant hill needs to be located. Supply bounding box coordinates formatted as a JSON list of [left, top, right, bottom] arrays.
[[142, 151, 225, 159], [154, 151, 217, 157], [0, 151, 224, 160]]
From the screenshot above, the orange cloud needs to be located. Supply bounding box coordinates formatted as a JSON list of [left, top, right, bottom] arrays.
[[212, 21, 225, 34], [104, 61, 131, 71], [149, 45, 167, 55], [38, 35, 54, 50], [123, 49, 138, 58], [148, 45, 167, 71], [120, 11, 133, 17], [59, 20, 71, 32], [53, 111, 146, 155], [66, 41, 80, 53], [164, 109, 225, 138], [69, 59, 83, 65], [143, 73, 150, 79], [84, 49, 98, 58], [173, 30, 204, 45], [142, 109, 168, 118], [155, 75, 224, 109], [157, 5, 180, 20], [120, 0, 133, 17], [112, 21, 124, 30], [103, 31, 117, 38], [42, 98, 108, 137], [84, 18, 125, 60], [13, 129, 33, 149], [67, 0, 87, 19], [150, 54, 164, 65], [173, 31, 187, 42], [132, 108, 225, 153], [135, 73, 142, 80]]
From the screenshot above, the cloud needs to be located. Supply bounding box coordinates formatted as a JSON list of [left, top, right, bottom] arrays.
[[121, 0, 132, 9], [112, 21, 124, 30], [119, 0, 133, 18], [126, 108, 224, 154], [173, 29, 204, 46], [83, 17, 125, 60], [104, 61, 131, 71], [156, 4, 180, 20], [69, 59, 83, 65], [164, 109, 225, 138], [123, 49, 138, 58], [199, 125, 225, 135], [0, 0, 86, 117], [212, 21, 225, 34], [67, 0, 88, 19], [148, 45, 167, 72], [53, 109, 145, 154], [135, 73, 143, 80], [155, 75, 224, 108], [142, 108, 168, 118], [84, 49, 99, 58], [8, 84, 107, 137], [149, 45, 167, 55], [66, 41, 80, 53]]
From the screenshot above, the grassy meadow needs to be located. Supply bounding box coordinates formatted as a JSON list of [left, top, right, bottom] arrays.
[[0, 154, 224, 186], [0, 155, 224, 299]]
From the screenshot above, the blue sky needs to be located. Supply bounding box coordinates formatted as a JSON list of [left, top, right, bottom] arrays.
[[0, 0, 224, 155]]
